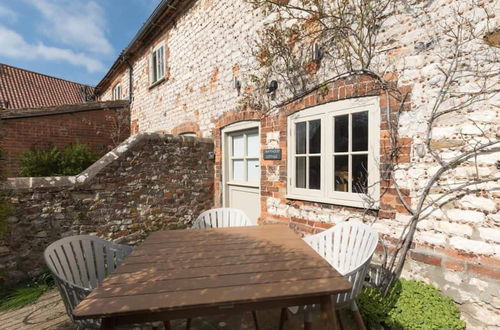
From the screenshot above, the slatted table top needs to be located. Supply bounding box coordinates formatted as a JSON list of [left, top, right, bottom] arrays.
[[73, 225, 351, 324]]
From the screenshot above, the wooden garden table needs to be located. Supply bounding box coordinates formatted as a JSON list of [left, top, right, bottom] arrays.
[[73, 224, 351, 329]]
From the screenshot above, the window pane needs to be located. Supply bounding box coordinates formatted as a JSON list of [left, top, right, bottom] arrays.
[[232, 160, 244, 181], [309, 156, 321, 190], [296, 122, 306, 154], [232, 134, 244, 157], [352, 111, 368, 152], [309, 120, 321, 154], [334, 115, 349, 152], [352, 154, 368, 193], [247, 159, 260, 182], [152, 52, 158, 81], [158, 48, 165, 77], [334, 155, 348, 192], [247, 132, 259, 157], [296, 157, 306, 188]]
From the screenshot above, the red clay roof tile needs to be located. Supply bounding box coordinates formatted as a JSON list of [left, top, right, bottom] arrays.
[[0, 63, 94, 110]]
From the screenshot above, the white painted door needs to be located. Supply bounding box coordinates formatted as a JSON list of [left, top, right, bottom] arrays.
[[224, 125, 260, 223]]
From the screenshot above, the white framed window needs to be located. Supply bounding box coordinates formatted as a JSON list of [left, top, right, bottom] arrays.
[[150, 43, 165, 85], [112, 83, 121, 100], [287, 96, 380, 208]]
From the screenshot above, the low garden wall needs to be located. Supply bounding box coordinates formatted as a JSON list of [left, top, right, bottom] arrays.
[[0, 132, 214, 284]]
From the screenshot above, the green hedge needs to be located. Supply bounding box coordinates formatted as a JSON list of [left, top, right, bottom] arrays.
[[19, 142, 99, 177], [358, 279, 465, 330]]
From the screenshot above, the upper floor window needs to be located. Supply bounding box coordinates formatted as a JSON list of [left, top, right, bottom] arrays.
[[287, 96, 380, 208], [150, 44, 165, 85], [112, 83, 121, 100]]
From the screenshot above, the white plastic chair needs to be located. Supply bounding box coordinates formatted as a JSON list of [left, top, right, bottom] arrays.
[[284, 220, 378, 330], [44, 235, 133, 329], [192, 207, 255, 228]]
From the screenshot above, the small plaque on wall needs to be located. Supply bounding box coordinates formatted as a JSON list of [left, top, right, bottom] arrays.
[[263, 149, 282, 160]]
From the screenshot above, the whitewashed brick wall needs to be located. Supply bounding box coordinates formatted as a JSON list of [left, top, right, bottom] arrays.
[[98, 0, 499, 327]]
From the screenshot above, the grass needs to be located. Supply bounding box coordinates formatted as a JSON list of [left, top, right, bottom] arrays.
[[0, 271, 54, 311]]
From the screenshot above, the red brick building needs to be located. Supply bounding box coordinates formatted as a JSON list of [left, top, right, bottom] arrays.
[[0, 64, 130, 176]]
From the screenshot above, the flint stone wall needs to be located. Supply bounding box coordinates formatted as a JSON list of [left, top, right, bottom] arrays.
[[0, 133, 214, 284]]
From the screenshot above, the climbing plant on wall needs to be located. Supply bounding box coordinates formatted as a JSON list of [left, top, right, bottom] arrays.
[[244, 0, 500, 293]]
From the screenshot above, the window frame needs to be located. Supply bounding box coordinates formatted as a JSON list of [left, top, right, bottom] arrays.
[[150, 43, 166, 86], [287, 96, 380, 209], [227, 128, 260, 187], [112, 83, 121, 100]]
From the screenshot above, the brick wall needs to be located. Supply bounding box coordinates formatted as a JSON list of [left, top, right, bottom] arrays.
[[0, 101, 130, 177], [95, 0, 499, 327], [0, 133, 214, 284]]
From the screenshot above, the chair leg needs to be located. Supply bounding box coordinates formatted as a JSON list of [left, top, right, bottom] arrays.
[[304, 307, 313, 330], [186, 318, 192, 330], [163, 321, 171, 330], [252, 311, 260, 330], [279, 308, 288, 330], [336, 310, 343, 330], [351, 301, 366, 330]]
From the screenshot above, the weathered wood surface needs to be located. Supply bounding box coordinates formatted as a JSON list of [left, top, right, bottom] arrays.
[[73, 225, 352, 326]]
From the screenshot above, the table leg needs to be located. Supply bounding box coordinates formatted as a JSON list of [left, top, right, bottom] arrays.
[[100, 318, 115, 330], [252, 311, 260, 330], [279, 308, 287, 330], [320, 296, 340, 330], [163, 320, 172, 330]]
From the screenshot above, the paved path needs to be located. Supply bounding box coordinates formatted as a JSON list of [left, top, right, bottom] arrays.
[[0, 290, 74, 330], [0, 289, 356, 329]]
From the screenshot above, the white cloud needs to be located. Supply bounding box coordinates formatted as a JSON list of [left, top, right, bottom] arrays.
[[0, 25, 105, 73], [24, 0, 113, 55], [0, 4, 18, 22]]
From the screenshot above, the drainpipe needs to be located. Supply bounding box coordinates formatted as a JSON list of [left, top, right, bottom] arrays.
[[120, 53, 133, 104]]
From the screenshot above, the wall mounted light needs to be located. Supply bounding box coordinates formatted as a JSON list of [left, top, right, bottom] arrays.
[[312, 43, 321, 61], [266, 80, 278, 94], [232, 77, 241, 95]]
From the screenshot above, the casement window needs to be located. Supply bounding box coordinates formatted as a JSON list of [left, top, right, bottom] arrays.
[[112, 83, 121, 100], [287, 96, 380, 208], [150, 44, 165, 85]]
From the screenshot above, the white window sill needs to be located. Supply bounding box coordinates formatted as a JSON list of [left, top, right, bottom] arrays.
[[285, 193, 379, 210], [149, 77, 166, 90]]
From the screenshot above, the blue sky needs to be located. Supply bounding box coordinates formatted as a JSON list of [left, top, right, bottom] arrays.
[[0, 0, 161, 86]]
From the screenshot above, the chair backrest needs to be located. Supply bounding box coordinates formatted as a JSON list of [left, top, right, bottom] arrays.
[[192, 208, 255, 229], [304, 220, 378, 306], [44, 235, 133, 323]]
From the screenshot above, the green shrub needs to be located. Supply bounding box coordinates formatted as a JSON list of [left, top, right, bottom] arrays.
[[358, 279, 465, 330], [19, 142, 99, 177], [60, 143, 99, 175], [19, 144, 61, 177]]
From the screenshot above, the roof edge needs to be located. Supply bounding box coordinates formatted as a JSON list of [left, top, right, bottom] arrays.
[[0, 100, 128, 120]]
